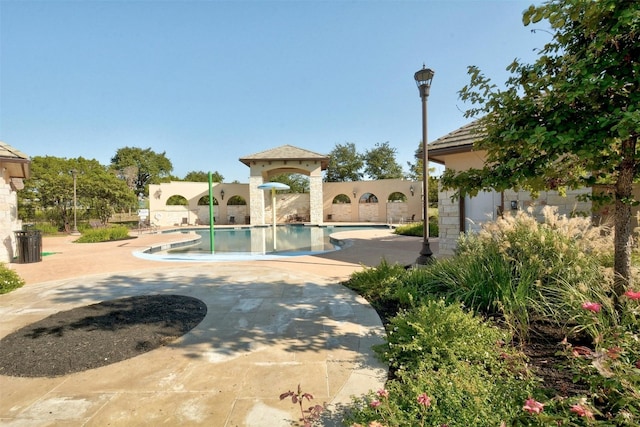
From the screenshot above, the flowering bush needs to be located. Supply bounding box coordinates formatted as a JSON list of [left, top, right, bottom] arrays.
[[0, 263, 25, 294], [345, 300, 537, 426], [341, 207, 640, 426]]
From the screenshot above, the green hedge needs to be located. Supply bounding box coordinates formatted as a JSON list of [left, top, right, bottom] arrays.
[[74, 225, 131, 243]]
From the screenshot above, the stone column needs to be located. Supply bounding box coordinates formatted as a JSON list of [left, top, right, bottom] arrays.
[[309, 175, 323, 224], [249, 175, 265, 225]]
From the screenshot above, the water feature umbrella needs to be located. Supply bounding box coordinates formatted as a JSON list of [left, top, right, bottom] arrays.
[[257, 182, 290, 251]]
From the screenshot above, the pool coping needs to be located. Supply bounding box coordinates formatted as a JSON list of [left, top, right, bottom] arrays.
[[133, 224, 385, 262]]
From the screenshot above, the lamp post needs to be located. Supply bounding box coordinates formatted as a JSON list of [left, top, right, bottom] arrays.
[[71, 170, 80, 235], [415, 65, 434, 264]]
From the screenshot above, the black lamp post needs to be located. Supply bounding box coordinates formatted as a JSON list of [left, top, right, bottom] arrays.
[[415, 65, 434, 265], [71, 170, 80, 235]]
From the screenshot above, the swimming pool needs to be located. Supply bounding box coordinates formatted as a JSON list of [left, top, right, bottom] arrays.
[[135, 225, 389, 262]]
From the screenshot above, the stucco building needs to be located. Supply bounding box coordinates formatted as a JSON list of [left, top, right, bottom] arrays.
[[428, 121, 593, 256], [0, 142, 31, 263], [149, 145, 422, 228]]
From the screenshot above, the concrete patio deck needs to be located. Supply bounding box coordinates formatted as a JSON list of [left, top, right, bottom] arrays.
[[0, 228, 437, 426]]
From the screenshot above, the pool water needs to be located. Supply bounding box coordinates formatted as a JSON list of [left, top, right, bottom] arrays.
[[167, 225, 382, 255]]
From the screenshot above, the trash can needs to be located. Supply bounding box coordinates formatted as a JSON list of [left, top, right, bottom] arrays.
[[14, 230, 42, 263]]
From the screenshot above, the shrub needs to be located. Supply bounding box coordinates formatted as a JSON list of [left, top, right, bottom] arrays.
[[0, 264, 25, 294], [33, 222, 60, 235], [399, 207, 616, 340], [74, 225, 131, 243], [346, 300, 537, 427], [342, 260, 407, 315], [376, 300, 514, 372], [394, 217, 438, 238]]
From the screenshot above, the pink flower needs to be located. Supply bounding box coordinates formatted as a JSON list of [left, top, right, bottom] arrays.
[[570, 404, 594, 419], [369, 399, 381, 408], [417, 393, 431, 407], [582, 302, 601, 313], [376, 388, 389, 398], [368, 422, 385, 427], [624, 290, 640, 300], [523, 398, 544, 415]]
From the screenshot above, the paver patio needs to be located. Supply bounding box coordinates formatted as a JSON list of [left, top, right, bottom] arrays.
[[0, 228, 435, 426]]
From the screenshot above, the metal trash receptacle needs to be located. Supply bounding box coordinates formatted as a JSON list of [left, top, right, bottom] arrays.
[[14, 230, 42, 263]]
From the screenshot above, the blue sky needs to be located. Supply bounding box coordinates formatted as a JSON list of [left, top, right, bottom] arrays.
[[0, 0, 545, 183]]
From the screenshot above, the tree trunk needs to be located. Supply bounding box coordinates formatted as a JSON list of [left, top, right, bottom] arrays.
[[613, 137, 636, 301]]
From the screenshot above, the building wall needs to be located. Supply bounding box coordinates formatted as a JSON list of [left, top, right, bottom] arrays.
[[149, 178, 422, 227], [0, 167, 23, 263], [436, 149, 594, 256]]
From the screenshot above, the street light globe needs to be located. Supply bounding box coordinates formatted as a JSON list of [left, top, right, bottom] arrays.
[[414, 66, 435, 88]]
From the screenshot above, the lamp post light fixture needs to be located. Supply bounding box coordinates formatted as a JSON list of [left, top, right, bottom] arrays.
[[71, 170, 80, 235], [415, 64, 435, 265], [410, 185, 415, 197], [220, 189, 225, 200]]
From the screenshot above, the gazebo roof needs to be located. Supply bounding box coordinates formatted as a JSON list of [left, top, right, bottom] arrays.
[[239, 144, 329, 169], [427, 120, 484, 164]]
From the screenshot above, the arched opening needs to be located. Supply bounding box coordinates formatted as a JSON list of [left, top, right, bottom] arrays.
[[328, 193, 352, 221], [227, 195, 248, 224], [388, 192, 407, 202], [332, 194, 351, 204], [166, 195, 188, 206], [228, 195, 247, 205], [358, 193, 378, 204], [197, 196, 219, 206], [358, 192, 379, 222], [387, 192, 410, 224], [165, 195, 190, 226]]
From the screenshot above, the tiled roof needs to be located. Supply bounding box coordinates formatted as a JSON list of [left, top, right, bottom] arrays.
[[0, 141, 30, 179], [0, 141, 29, 161], [239, 145, 329, 169], [427, 119, 484, 163]]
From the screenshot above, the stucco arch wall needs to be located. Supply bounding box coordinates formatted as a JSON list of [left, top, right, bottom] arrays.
[[149, 182, 250, 226], [149, 178, 421, 227], [323, 179, 421, 223]]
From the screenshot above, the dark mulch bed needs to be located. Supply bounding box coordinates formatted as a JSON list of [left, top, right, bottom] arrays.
[[0, 294, 207, 377]]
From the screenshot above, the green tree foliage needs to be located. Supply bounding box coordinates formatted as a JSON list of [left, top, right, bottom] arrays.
[[110, 147, 173, 195], [441, 0, 640, 297], [182, 170, 224, 182], [19, 156, 136, 231], [324, 142, 364, 182], [363, 141, 405, 180], [270, 173, 309, 193]]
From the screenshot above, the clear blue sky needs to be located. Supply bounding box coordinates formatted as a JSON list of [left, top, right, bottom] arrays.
[[0, 0, 546, 183]]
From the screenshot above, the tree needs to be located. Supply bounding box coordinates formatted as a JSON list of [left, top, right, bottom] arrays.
[[110, 147, 173, 195], [183, 170, 224, 182], [324, 142, 364, 182], [407, 141, 440, 208], [19, 156, 136, 231], [441, 0, 640, 299], [363, 142, 405, 180], [271, 173, 309, 193]]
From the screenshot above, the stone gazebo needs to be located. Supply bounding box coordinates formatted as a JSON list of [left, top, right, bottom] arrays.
[[239, 145, 329, 225]]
